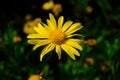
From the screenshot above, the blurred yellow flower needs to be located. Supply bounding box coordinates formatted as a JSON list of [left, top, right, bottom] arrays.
[[25, 14, 32, 21], [27, 13, 84, 61], [84, 39, 96, 46], [86, 6, 93, 13], [42, 0, 54, 10], [101, 62, 110, 72], [85, 57, 94, 65], [42, 0, 62, 16], [28, 75, 40, 80], [23, 18, 41, 34], [28, 70, 45, 80], [13, 36, 22, 43], [101, 65, 106, 72], [52, 4, 62, 16]]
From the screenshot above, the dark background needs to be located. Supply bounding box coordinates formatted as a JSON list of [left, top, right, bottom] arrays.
[[0, 0, 120, 80]]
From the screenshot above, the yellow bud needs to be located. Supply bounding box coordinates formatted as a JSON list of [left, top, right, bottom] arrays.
[[52, 4, 62, 16], [28, 75, 40, 80], [13, 36, 22, 43], [42, 0, 54, 10], [86, 6, 93, 13]]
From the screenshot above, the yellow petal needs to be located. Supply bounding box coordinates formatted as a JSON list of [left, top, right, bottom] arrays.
[[67, 39, 84, 43], [33, 40, 50, 50], [61, 44, 75, 60], [47, 19, 56, 30], [49, 13, 57, 29], [65, 39, 83, 51], [58, 16, 64, 29], [27, 40, 46, 44], [65, 23, 83, 35], [62, 21, 73, 32], [67, 45, 80, 56], [41, 22, 49, 31], [55, 45, 61, 60], [67, 34, 85, 38], [40, 43, 56, 61], [33, 23, 48, 36], [27, 34, 48, 38]]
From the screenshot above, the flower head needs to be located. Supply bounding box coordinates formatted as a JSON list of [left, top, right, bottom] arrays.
[[27, 13, 84, 61], [42, 0, 54, 10], [28, 75, 40, 80], [86, 6, 93, 13], [85, 57, 94, 65], [84, 39, 96, 46], [25, 14, 32, 21], [52, 4, 62, 16], [13, 36, 22, 43]]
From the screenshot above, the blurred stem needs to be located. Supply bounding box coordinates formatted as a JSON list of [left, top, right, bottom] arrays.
[[116, 62, 119, 79], [111, 65, 116, 80], [14, 44, 19, 59]]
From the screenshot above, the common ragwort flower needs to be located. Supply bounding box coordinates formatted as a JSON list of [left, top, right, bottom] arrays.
[[27, 13, 83, 61], [28, 75, 40, 80], [42, 0, 54, 10]]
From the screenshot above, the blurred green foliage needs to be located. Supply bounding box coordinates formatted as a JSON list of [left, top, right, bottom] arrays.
[[0, 0, 120, 80]]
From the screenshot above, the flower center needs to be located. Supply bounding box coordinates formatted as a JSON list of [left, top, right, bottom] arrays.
[[49, 30, 66, 45]]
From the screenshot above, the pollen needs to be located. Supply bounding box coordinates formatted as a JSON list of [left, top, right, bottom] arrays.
[[49, 30, 66, 45]]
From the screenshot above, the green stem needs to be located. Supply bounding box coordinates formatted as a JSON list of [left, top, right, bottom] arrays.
[[111, 65, 116, 80]]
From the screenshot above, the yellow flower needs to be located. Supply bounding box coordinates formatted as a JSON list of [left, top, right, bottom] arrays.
[[84, 39, 96, 46], [25, 14, 32, 21], [28, 75, 40, 80], [27, 13, 84, 61], [13, 36, 22, 43], [101, 62, 110, 72], [42, 0, 54, 10], [86, 6, 93, 13], [85, 57, 94, 65], [52, 4, 62, 16], [23, 18, 41, 34], [42, 0, 62, 16]]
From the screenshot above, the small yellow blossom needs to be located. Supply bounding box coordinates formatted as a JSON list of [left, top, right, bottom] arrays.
[[42, 0, 54, 10], [42, 0, 62, 16], [27, 13, 84, 61], [28, 71, 45, 80], [101, 62, 110, 72], [101, 65, 106, 72], [25, 14, 32, 21], [13, 36, 22, 43], [23, 18, 41, 34], [85, 57, 94, 65], [86, 6, 93, 13], [84, 39, 96, 46], [52, 4, 62, 16], [28, 75, 40, 80]]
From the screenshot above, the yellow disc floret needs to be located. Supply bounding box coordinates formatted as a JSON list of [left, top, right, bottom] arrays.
[[49, 30, 66, 45]]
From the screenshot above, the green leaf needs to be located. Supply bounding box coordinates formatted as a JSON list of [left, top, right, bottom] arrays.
[[97, 0, 112, 12], [113, 38, 119, 52], [0, 62, 4, 71]]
